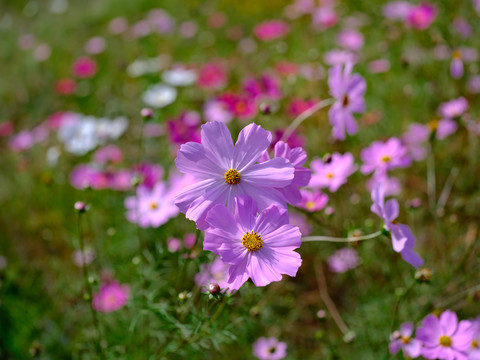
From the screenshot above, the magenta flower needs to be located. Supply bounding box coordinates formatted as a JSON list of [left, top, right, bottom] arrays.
[[254, 20, 290, 41], [328, 248, 360, 273], [309, 152, 357, 192], [371, 184, 423, 267], [72, 57, 97, 78], [271, 128, 305, 149], [253, 337, 287, 360], [166, 111, 201, 146], [312, 6, 338, 30], [389, 322, 422, 358], [197, 63, 227, 90], [92, 282, 130, 313], [125, 183, 179, 228], [416, 311, 473, 360], [132, 163, 164, 190], [203, 196, 302, 289], [221, 93, 257, 120], [406, 3, 436, 30], [328, 63, 366, 140], [243, 74, 282, 101], [361, 138, 411, 177], [286, 98, 317, 118], [298, 189, 328, 212], [174, 122, 295, 229]]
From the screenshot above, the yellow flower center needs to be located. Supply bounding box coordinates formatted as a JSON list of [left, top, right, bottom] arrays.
[[401, 337, 410, 344], [453, 50, 461, 59], [381, 155, 391, 163], [326, 172, 334, 179], [342, 95, 349, 107], [472, 340, 479, 348], [224, 169, 241, 185], [149, 201, 158, 209], [306, 201, 315, 210], [439, 335, 452, 347], [428, 120, 438, 131], [242, 231, 263, 252]]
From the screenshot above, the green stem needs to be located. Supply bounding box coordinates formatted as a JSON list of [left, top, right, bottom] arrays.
[[302, 231, 383, 243]]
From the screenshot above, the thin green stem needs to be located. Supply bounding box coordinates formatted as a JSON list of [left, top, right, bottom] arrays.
[[281, 98, 335, 142], [302, 230, 383, 243], [77, 213, 104, 359]]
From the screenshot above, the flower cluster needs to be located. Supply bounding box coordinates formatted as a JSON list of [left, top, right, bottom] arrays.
[[175, 121, 310, 289], [389, 310, 480, 360]]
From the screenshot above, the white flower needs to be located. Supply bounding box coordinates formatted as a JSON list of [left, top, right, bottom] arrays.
[[142, 84, 177, 108], [127, 56, 168, 77], [162, 67, 197, 86]]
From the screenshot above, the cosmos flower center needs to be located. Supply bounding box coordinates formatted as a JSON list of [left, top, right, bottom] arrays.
[[242, 231, 263, 252], [428, 120, 438, 131], [401, 336, 410, 344], [342, 95, 349, 107], [381, 155, 391, 163], [306, 201, 315, 210], [149, 201, 158, 209], [224, 169, 241, 185], [235, 101, 247, 113], [472, 340, 479, 348], [439, 335, 452, 347], [269, 346, 277, 354], [326, 172, 334, 179], [452, 50, 461, 59]]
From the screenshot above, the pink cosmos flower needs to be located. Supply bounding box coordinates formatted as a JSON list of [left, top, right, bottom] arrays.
[[167, 238, 182, 252], [253, 337, 287, 360], [271, 129, 304, 149], [166, 111, 201, 146], [254, 20, 289, 41], [435, 119, 458, 140], [467, 317, 480, 357], [125, 183, 179, 228], [274, 61, 299, 77], [402, 123, 430, 161], [132, 163, 164, 190], [72, 57, 97, 78], [204, 196, 302, 290], [361, 138, 411, 177], [108, 17, 128, 34], [219, 93, 257, 120], [309, 152, 357, 192], [110, 170, 132, 191], [92, 282, 130, 313], [94, 145, 123, 164], [382, 1, 414, 20], [416, 310, 473, 359], [328, 248, 360, 273], [324, 49, 357, 66], [175, 122, 295, 229], [203, 99, 233, 123], [0, 121, 14, 137], [84, 36, 106, 54], [73, 248, 96, 267], [194, 257, 230, 290], [286, 98, 317, 117], [451, 51, 464, 79], [312, 6, 338, 29], [55, 78, 76, 95], [328, 63, 366, 140], [371, 184, 423, 267], [438, 97, 468, 119], [298, 189, 328, 212], [243, 74, 282, 101], [337, 29, 364, 52], [368, 59, 390, 73], [406, 3, 436, 30], [389, 322, 422, 358], [197, 63, 227, 90], [9, 131, 35, 152]]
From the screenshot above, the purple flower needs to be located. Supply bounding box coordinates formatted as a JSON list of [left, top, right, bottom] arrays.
[[203, 99, 233, 123], [243, 74, 282, 101], [436, 119, 458, 140], [309, 152, 357, 192], [382, 1, 414, 20], [328, 63, 366, 140], [298, 189, 328, 212], [389, 322, 422, 358], [416, 310, 473, 360], [92, 281, 130, 313], [402, 123, 430, 161], [467, 316, 480, 356], [328, 248, 360, 273], [166, 111, 201, 146], [371, 184, 423, 267], [125, 183, 179, 228], [324, 49, 357, 66], [361, 138, 411, 177], [260, 141, 311, 206], [337, 29, 364, 52], [174, 122, 295, 229], [451, 51, 464, 79], [439, 97, 468, 119], [194, 257, 230, 290], [253, 337, 287, 360], [406, 3, 436, 30], [203, 196, 302, 290], [367, 174, 402, 196], [132, 163, 164, 190]]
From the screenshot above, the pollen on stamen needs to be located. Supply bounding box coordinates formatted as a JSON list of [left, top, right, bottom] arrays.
[[401, 337, 410, 344], [326, 172, 334, 179], [224, 169, 241, 185], [439, 335, 452, 347], [472, 340, 479, 348], [242, 231, 263, 252], [149, 201, 158, 209], [342, 94, 349, 107], [381, 155, 391, 163]]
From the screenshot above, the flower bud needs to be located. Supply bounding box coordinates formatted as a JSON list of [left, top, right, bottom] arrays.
[[208, 283, 221, 295], [74, 201, 88, 213], [259, 103, 271, 115], [141, 107, 153, 119]]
